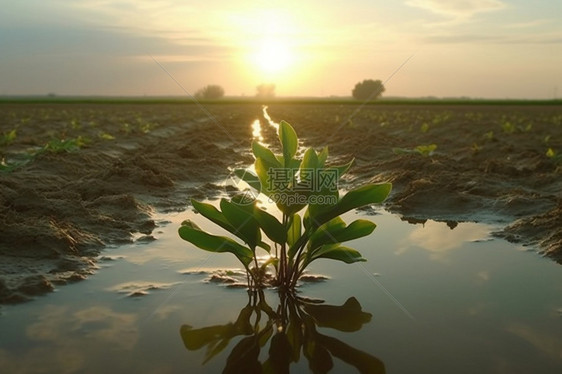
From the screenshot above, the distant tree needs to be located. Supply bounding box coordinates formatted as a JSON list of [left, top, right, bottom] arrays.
[[195, 85, 225, 100], [256, 83, 276, 99], [352, 79, 385, 101]]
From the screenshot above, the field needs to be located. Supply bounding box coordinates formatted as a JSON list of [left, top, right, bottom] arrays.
[[1, 101, 561, 303]]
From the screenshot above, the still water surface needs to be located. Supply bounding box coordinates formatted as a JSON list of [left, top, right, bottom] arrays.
[[1, 109, 561, 372], [0, 209, 560, 373]]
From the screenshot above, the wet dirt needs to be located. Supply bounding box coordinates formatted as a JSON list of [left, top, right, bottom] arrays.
[[0, 102, 560, 303]]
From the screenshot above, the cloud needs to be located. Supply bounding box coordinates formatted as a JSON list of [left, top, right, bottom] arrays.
[[420, 32, 562, 44], [407, 0, 506, 19], [398, 221, 490, 260], [503, 19, 553, 29]]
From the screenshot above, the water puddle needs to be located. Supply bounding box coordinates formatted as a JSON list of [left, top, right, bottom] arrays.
[[0, 208, 560, 373]]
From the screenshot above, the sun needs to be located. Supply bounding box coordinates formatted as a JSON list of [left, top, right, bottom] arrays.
[[251, 38, 295, 76]]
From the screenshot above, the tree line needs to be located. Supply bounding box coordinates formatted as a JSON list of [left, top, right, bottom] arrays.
[[194, 79, 385, 100]]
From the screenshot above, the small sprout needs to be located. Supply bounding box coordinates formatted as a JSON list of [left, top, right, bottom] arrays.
[[99, 132, 115, 140], [70, 118, 81, 130], [43, 136, 88, 153], [0, 129, 17, 146], [392, 144, 437, 157], [420, 123, 430, 133], [544, 135, 551, 144], [139, 122, 152, 134], [501, 121, 515, 134], [546, 148, 556, 158], [471, 143, 481, 153], [414, 144, 437, 156], [121, 123, 132, 134]]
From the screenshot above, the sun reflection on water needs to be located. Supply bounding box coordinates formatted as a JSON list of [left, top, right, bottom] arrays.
[[251, 119, 263, 141], [262, 105, 279, 131]]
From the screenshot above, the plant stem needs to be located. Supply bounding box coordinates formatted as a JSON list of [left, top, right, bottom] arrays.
[[279, 214, 288, 288]]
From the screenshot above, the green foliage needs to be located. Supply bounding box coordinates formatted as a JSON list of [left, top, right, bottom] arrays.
[[0, 129, 17, 146], [392, 144, 437, 157], [501, 121, 515, 134], [179, 120, 391, 290], [98, 132, 115, 140], [43, 136, 88, 153], [195, 84, 225, 100], [352, 79, 385, 101], [0, 158, 24, 172], [546, 148, 562, 163]]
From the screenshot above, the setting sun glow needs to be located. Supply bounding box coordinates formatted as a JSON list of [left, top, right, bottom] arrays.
[[252, 39, 294, 75]]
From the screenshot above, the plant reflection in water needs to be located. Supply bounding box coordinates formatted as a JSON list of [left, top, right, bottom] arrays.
[[180, 291, 385, 373]]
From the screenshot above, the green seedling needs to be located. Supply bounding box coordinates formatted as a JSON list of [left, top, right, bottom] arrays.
[[43, 136, 88, 153], [179, 120, 391, 291], [546, 148, 562, 164], [501, 121, 515, 134], [392, 144, 437, 157], [0, 129, 17, 146], [99, 132, 115, 140], [1, 158, 19, 172], [0, 155, 33, 173], [70, 118, 81, 130]]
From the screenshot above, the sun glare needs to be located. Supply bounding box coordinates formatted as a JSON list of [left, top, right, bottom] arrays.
[[228, 8, 308, 86], [252, 39, 294, 75]]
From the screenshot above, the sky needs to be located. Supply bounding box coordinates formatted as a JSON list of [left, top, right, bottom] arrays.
[[0, 0, 561, 98]]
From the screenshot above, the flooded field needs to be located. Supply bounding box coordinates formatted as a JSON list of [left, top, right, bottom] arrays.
[[0, 209, 560, 373], [1, 102, 561, 372]]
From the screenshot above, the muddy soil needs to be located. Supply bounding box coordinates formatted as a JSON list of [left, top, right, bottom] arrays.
[[0, 103, 257, 303], [1, 102, 560, 303]]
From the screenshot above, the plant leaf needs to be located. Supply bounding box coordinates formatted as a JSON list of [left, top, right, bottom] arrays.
[[309, 218, 376, 250], [330, 158, 355, 180], [306, 167, 340, 219], [191, 199, 236, 234], [301, 148, 319, 171], [317, 147, 329, 168], [233, 169, 262, 192], [178, 220, 254, 266], [309, 244, 366, 264], [252, 141, 282, 168], [220, 199, 261, 250], [279, 120, 298, 167], [287, 213, 301, 248], [254, 157, 280, 197], [252, 207, 287, 244], [314, 183, 391, 227]]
